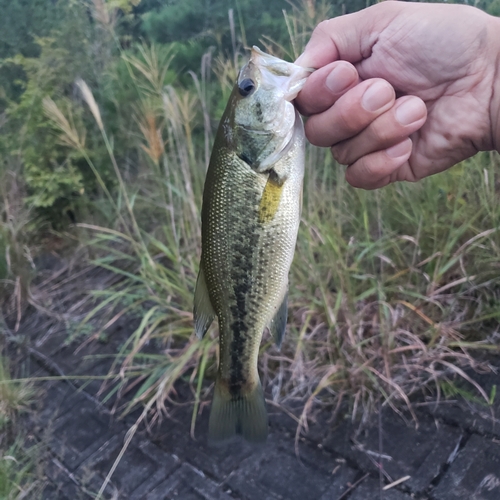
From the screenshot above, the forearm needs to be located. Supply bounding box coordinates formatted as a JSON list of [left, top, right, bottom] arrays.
[[489, 14, 500, 153]]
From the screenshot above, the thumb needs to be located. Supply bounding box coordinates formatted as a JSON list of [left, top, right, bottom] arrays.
[[295, 2, 402, 69]]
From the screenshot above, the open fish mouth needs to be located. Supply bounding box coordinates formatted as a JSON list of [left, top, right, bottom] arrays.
[[247, 46, 314, 101]]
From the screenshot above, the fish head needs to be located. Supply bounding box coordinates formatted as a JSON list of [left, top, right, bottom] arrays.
[[227, 47, 313, 173]]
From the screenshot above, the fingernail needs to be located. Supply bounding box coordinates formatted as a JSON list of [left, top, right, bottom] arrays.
[[294, 53, 308, 66], [395, 97, 426, 126], [325, 63, 357, 94], [361, 81, 394, 112], [386, 139, 411, 158], [295, 51, 314, 68]]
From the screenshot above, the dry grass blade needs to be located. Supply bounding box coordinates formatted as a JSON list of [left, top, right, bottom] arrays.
[[42, 97, 85, 149], [438, 360, 491, 403], [138, 110, 164, 164], [0, 357, 34, 422], [75, 78, 104, 132], [123, 44, 176, 96], [383, 475, 411, 491], [92, 0, 110, 27]]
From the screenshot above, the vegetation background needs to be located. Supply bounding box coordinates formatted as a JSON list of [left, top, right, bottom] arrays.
[[1, 0, 500, 497]]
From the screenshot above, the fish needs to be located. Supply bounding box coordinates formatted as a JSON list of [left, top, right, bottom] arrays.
[[193, 46, 312, 443]]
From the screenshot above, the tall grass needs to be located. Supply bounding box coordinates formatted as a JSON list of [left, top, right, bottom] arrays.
[[38, 0, 500, 434], [280, 151, 500, 432], [21, 0, 500, 494], [0, 169, 34, 331], [0, 356, 42, 499]]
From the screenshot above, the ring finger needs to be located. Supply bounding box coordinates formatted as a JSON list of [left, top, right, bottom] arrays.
[[331, 95, 427, 165], [304, 78, 396, 147]]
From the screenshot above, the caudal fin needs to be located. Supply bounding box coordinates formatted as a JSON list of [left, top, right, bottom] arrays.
[[208, 380, 268, 444]]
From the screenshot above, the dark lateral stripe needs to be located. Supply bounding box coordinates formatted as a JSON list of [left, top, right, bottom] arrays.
[[227, 199, 260, 396]]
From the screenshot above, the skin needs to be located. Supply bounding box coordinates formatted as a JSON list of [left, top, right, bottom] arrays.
[[294, 1, 500, 189]]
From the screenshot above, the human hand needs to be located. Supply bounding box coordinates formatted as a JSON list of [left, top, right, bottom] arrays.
[[295, 2, 500, 189]]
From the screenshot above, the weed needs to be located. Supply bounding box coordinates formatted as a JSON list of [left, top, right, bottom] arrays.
[[6, 1, 500, 494], [37, 0, 500, 440], [0, 356, 42, 499]]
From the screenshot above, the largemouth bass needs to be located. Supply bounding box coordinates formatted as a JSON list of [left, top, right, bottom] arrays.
[[194, 47, 311, 443]]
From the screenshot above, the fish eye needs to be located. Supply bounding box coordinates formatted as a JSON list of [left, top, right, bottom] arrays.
[[238, 78, 255, 97]]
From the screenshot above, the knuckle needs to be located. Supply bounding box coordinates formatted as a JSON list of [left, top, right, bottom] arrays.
[[406, 159, 422, 182], [331, 143, 352, 165], [336, 105, 363, 137], [305, 118, 328, 147], [315, 19, 333, 37], [347, 155, 388, 188], [344, 164, 365, 188], [369, 122, 394, 145], [295, 100, 311, 117]]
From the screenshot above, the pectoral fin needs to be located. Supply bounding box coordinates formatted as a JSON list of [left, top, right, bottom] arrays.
[[258, 172, 285, 224], [269, 291, 288, 349], [193, 264, 215, 339]]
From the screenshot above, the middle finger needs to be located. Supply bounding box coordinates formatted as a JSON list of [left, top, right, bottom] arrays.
[[331, 95, 427, 165], [305, 78, 396, 147]]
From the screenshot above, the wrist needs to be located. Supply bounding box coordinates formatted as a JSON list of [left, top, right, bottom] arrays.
[[488, 14, 500, 153]]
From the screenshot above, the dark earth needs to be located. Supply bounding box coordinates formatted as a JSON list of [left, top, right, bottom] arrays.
[[8, 255, 500, 499]]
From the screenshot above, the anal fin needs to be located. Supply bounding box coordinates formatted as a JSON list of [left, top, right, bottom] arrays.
[[269, 290, 288, 350], [193, 264, 215, 339]]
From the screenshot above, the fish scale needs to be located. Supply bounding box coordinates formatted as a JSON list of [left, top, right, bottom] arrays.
[[193, 47, 312, 443]]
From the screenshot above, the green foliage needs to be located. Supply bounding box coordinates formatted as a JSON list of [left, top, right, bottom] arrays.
[[484, 0, 500, 15], [140, 0, 291, 71], [0, 2, 118, 225], [0, 0, 382, 227], [0, 0, 64, 58], [0, 0, 76, 110], [0, 358, 33, 430], [109, 0, 142, 13], [0, 435, 42, 500], [141, 0, 214, 43], [4, 46, 86, 221], [0, 356, 41, 499]]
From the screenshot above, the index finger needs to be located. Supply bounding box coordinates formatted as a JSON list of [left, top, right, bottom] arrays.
[[295, 61, 359, 116], [295, 3, 400, 69]]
